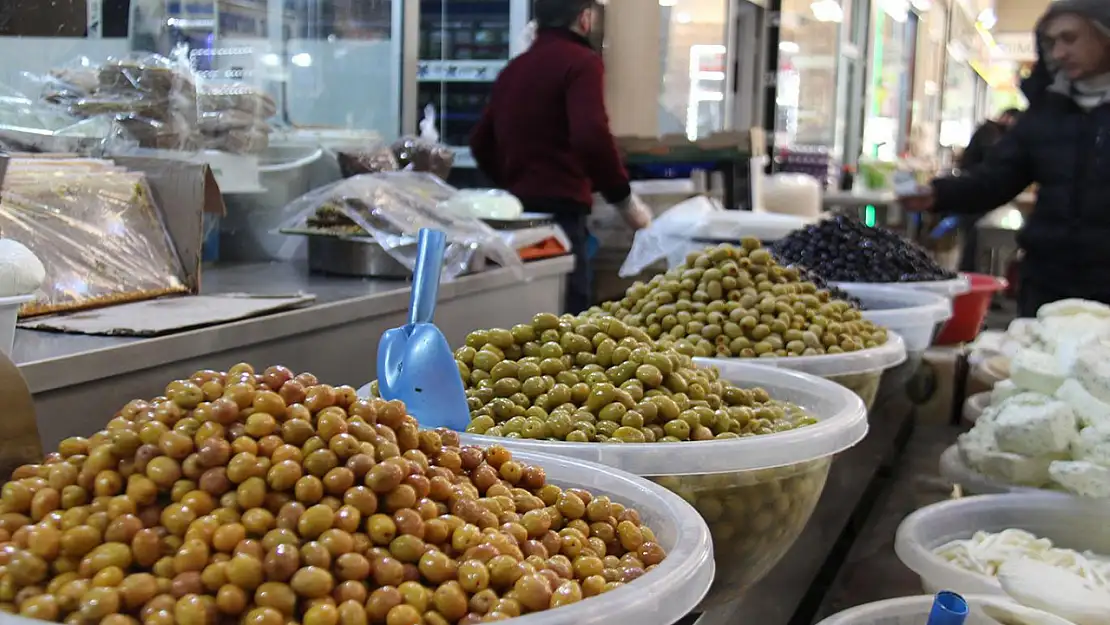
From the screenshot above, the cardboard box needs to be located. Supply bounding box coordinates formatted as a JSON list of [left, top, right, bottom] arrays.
[[113, 153, 227, 293]]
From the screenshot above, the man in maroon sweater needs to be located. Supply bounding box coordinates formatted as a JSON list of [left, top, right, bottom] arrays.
[[470, 0, 650, 314]]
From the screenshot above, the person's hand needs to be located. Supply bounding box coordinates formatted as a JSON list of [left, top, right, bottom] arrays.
[[615, 194, 652, 230], [898, 185, 935, 212]]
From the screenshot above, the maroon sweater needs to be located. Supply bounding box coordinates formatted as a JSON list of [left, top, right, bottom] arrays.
[[470, 28, 631, 212]]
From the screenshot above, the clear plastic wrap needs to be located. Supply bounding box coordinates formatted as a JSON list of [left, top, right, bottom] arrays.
[[195, 85, 274, 155], [278, 172, 523, 279], [619, 195, 723, 277], [390, 105, 455, 180], [0, 159, 188, 317], [336, 139, 399, 179]]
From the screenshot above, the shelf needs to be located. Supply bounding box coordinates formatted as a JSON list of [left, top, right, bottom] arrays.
[[418, 60, 508, 82]]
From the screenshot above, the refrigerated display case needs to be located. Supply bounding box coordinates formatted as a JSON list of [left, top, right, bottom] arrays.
[[416, 0, 530, 165]]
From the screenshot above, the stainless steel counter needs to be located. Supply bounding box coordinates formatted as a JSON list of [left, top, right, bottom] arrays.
[[17, 256, 573, 449]]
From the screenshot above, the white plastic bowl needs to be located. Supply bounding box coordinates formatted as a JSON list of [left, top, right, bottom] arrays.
[[460, 363, 867, 609], [694, 332, 907, 410], [835, 284, 952, 353], [0, 294, 33, 356], [835, 274, 971, 300], [895, 493, 1110, 596], [938, 445, 1048, 496], [962, 392, 991, 425], [814, 595, 1002, 625]]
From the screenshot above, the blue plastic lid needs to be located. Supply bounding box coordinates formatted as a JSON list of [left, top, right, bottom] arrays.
[[927, 591, 969, 625]]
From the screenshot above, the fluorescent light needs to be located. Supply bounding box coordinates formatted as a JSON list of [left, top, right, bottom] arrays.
[[677, 12, 692, 23], [882, 0, 908, 22], [779, 41, 800, 54], [810, 0, 843, 23], [291, 53, 312, 67], [659, 0, 677, 5]]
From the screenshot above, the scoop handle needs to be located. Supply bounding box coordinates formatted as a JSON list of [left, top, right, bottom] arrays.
[[927, 591, 968, 625], [409, 228, 446, 325]]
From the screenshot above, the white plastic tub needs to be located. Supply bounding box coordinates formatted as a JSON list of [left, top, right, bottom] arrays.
[[814, 595, 1001, 625], [460, 363, 867, 609], [836, 274, 971, 300], [895, 493, 1110, 596], [695, 332, 907, 410], [835, 284, 952, 353], [0, 294, 33, 356]]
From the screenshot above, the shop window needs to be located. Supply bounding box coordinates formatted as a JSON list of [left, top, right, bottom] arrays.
[[776, 0, 842, 148], [658, 0, 729, 140]]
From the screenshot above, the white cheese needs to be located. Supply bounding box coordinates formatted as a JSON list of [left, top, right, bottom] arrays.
[[979, 599, 1086, 625], [998, 559, 1110, 625], [992, 379, 1021, 405], [1049, 460, 1110, 498], [1038, 298, 1110, 319], [1056, 378, 1110, 430], [992, 394, 1077, 457], [977, 450, 1055, 487], [958, 423, 1000, 469], [1010, 349, 1068, 395], [1073, 341, 1110, 404], [0, 239, 44, 297], [1073, 426, 1110, 468]]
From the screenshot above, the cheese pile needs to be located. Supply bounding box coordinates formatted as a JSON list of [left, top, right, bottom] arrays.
[[934, 529, 1110, 588], [971, 299, 1110, 367], [959, 300, 1110, 497]]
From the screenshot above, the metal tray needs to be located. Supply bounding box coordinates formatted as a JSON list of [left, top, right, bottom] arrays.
[[306, 235, 485, 279], [481, 212, 555, 231]]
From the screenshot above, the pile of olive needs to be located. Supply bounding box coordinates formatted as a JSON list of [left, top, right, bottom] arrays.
[[446, 313, 816, 443], [0, 364, 669, 625], [592, 239, 888, 359]]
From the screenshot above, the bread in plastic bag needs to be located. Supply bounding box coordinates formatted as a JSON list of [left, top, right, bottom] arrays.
[[276, 172, 523, 280], [0, 158, 188, 317], [337, 140, 399, 178], [391, 105, 455, 180]]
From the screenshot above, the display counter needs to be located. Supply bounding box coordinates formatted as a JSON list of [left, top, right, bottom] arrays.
[[14, 256, 573, 450]]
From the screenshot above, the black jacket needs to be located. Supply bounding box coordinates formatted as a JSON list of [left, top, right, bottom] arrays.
[[958, 120, 1005, 170], [932, 0, 1110, 296]]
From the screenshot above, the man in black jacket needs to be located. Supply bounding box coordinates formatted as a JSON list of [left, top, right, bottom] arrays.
[[904, 0, 1110, 317]]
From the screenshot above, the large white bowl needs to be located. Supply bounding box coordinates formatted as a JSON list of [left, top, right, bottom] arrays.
[[814, 595, 1007, 625], [895, 493, 1110, 596], [461, 363, 867, 609]]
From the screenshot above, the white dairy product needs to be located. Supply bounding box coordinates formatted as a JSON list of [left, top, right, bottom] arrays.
[[0, 239, 44, 297], [1073, 341, 1110, 404], [981, 452, 1056, 486], [992, 379, 1021, 405], [933, 529, 1110, 587], [1072, 426, 1110, 468], [992, 395, 1077, 457], [977, 450, 1055, 486], [1056, 378, 1110, 430], [998, 560, 1110, 625], [1010, 349, 1068, 396], [1049, 460, 1110, 498], [959, 423, 1000, 468], [1038, 298, 1110, 320]]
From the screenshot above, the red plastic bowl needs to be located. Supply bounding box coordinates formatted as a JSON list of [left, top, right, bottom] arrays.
[[935, 273, 1008, 345]]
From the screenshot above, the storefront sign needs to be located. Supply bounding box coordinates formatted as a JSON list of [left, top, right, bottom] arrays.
[[993, 32, 1037, 61]]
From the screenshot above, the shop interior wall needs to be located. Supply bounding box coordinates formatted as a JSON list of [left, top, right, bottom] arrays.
[[994, 0, 1051, 33]]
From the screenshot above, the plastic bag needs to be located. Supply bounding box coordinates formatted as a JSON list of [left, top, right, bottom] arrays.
[[194, 85, 274, 155], [0, 157, 188, 317], [619, 195, 723, 277], [277, 172, 523, 280], [441, 189, 523, 220], [391, 105, 455, 180], [336, 138, 399, 178]]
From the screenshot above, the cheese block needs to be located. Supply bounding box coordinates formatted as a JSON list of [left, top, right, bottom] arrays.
[[1049, 460, 1110, 498], [1072, 426, 1110, 468], [1010, 349, 1068, 395], [1037, 298, 1110, 319], [1072, 340, 1110, 403], [1056, 378, 1110, 430], [992, 379, 1021, 405], [998, 560, 1110, 625], [992, 394, 1077, 457], [958, 423, 999, 468], [977, 450, 1055, 487]]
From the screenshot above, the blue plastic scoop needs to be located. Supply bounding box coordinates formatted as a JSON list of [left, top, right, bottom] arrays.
[[375, 228, 470, 430], [927, 591, 969, 625]]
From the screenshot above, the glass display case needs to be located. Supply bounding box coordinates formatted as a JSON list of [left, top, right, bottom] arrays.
[[416, 0, 529, 164]]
